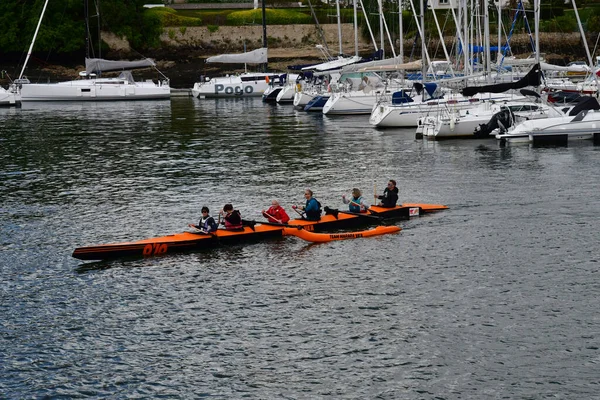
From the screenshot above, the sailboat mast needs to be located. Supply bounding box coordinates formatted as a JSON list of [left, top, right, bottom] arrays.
[[336, 0, 343, 55], [353, 0, 359, 56], [399, 0, 403, 63], [84, 0, 90, 60], [484, 0, 491, 79], [19, 0, 50, 80], [262, 0, 267, 71]]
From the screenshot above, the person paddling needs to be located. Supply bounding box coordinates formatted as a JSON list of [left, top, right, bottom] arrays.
[[342, 188, 369, 213], [262, 200, 290, 224], [188, 206, 218, 234], [375, 180, 399, 208], [219, 203, 243, 230], [292, 189, 322, 221]]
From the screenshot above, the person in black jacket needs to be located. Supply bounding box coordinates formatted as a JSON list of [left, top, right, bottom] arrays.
[[188, 206, 218, 234], [219, 203, 243, 230], [375, 180, 399, 208]]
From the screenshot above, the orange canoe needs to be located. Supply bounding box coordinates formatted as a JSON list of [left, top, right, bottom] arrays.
[[73, 203, 446, 261], [283, 225, 401, 243]]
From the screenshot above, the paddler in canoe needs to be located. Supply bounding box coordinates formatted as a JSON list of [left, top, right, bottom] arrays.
[[219, 203, 244, 230], [188, 206, 218, 234], [342, 188, 369, 213], [375, 179, 399, 208], [262, 199, 290, 224], [292, 189, 322, 221]]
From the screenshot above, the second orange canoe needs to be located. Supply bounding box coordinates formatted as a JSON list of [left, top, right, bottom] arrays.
[[283, 225, 401, 243]]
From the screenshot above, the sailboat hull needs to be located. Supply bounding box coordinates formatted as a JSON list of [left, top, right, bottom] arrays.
[[20, 79, 170, 101], [192, 73, 278, 99]]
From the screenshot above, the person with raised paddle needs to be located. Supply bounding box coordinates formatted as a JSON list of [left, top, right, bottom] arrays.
[[188, 206, 218, 234], [342, 188, 369, 213], [375, 179, 399, 208], [292, 189, 322, 221], [262, 199, 290, 224], [219, 203, 243, 230]]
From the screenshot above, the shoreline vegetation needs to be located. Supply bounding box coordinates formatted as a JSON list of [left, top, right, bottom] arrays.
[[1, 2, 599, 89]]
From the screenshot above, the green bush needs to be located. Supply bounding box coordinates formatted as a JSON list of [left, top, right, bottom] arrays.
[[147, 7, 202, 27], [207, 24, 220, 32], [226, 8, 312, 25]]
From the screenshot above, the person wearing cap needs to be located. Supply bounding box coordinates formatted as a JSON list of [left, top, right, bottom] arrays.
[[292, 189, 322, 221], [262, 200, 290, 224], [342, 188, 369, 213], [375, 180, 399, 208], [219, 203, 243, 230], [188, 206, 218, 234]]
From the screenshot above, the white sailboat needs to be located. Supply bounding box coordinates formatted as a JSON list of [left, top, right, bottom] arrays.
[[20, 59, 170, 102], [191, 48, 284, 98], [322, 59, 419, 115], [420, 92, 554, 139]]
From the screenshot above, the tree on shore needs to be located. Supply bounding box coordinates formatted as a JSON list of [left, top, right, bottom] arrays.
[[0, 0, 162, 57]]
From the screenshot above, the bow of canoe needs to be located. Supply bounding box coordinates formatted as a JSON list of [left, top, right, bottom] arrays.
[[72, 224, 284, 261]]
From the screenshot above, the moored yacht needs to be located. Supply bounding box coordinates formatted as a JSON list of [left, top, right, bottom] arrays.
[[496, 96, 600, 145], [20, 58, 170, 102]]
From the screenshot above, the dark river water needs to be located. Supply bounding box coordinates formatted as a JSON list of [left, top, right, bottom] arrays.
[[1, 97, 599, 398]]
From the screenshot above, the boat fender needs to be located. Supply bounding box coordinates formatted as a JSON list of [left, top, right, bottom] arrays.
[[449, 117, 455, 131]]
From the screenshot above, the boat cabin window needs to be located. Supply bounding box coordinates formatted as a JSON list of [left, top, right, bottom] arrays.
[[81, 89, 91, 92], [240, 76, 279, 83], [507, 105, 539, 112]]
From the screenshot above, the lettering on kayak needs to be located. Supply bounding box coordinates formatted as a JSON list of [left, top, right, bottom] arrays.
[[329, 233, 364, 239], [304, 225, 314, 232], [143, 243, 168, 256], [214, 84, 254, 95]]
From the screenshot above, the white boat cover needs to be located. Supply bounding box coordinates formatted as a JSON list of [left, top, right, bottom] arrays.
[[358, 59, 422, 72], [206, 48, 268, 64], [540, 62, 591, 73], [85, 58, 156, 74], [301, 56, 362, 72]]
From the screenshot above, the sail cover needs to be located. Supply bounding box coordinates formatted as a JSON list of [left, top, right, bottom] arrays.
[[358, 59, 423, 73], [206, 48, 267, 64], [86, 58, 156, 74], [461, 63, 542, 97], [540, 62, 590, 73]]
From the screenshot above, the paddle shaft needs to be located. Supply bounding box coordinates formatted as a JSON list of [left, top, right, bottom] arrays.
[[245, 219, 302, 229], [263, 211, 282, 224]]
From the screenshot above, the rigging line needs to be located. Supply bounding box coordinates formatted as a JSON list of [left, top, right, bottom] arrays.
[[500, 0, 525, 69]]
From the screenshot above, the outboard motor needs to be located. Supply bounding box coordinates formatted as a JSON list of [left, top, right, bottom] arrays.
[[474, 108, 514, 138]]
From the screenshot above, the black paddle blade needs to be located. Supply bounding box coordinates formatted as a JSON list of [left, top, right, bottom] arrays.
[[242, 219, 256, 231], [323, 206, 339, 219]]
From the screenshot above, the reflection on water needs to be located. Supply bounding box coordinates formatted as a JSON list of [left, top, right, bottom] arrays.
[[1, 97, 600, 398]]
